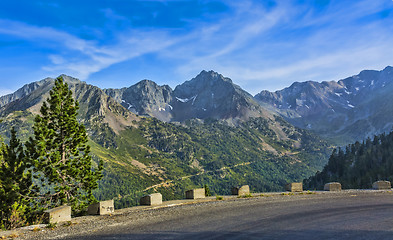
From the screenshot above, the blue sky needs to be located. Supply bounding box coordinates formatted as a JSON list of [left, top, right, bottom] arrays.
[[0, 0, 392, 96]]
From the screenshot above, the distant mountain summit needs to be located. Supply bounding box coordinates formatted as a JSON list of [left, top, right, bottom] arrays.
[[105, 70, 273, 123], [255, 66, 393, 144], [172, 70, 270, 122], [105, 80, 173, 122]]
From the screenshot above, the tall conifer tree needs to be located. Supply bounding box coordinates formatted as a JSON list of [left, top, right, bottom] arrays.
[[26, 76, 103, 211]]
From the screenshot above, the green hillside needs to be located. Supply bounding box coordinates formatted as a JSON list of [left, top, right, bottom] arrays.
[[90, 116, 331, 208]]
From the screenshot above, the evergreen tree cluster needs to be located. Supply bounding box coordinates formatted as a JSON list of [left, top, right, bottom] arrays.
[[304, 131, 393, 190], [0, 77, 102, 230]]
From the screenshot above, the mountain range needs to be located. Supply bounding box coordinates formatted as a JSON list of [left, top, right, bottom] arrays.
[[0, 66, 391, 207], [100, 66, 393, 145], [255, 66, 393, 144]]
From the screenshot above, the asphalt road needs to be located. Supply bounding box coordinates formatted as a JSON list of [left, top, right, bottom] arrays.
[[63, 191, 393, 240]]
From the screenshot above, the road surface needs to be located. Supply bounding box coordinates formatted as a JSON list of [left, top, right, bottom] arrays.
[[12, 190, 393, 240]]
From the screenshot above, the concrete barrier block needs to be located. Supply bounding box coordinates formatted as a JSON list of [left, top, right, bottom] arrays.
[[87, 199, 114, 215], [324, 182, 342, 191], [372, 181, 391, 190], [185, 188, 205, 199], [286, 182, 303, 192], [44, 205, 71, 224], [231, 185, 250, 196], [140, 193, 162, 206]]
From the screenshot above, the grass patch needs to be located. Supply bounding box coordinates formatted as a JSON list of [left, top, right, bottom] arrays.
[[305, 190, 316, 194], [216, 195, 224, 200], [281, 192, 294, 196], [259, 194, 270, 197], [46, 222, 57, 230], [237, 193, 253, 198], [63, 221, 76, 227]]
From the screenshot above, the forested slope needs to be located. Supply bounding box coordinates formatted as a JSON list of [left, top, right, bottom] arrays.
[[304, 130, 393, 190]]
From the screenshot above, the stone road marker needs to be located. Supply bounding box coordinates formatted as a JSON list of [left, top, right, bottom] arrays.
[[186, 188, 205, 199], [231, 185, 250, 196], [324, 182, 342, 191], [44, 205, 71, 224], [88, 200, 115, 215], [286, 182, 303, 192], [140, 193, 162, 206], [372, 181, 391, 190]]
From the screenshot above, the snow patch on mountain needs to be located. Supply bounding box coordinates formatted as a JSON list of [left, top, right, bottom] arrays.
[[176, 95, 197, 104]]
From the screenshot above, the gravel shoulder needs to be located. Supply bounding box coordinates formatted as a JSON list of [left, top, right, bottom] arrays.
[[2, 190, 393, 240]]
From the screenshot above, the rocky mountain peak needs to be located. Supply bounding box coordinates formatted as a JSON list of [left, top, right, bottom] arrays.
[[173, 70, 235, 99], [59, 74, 84, 84], [171, 70, 270, 122], [197, 70, 233, 83], [104, 79, 173, 122], [135, 79, 159, 88]]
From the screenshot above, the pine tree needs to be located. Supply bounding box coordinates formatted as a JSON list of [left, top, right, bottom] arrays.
[[0, 127, 33, 229], [26, 76, 103, 212]]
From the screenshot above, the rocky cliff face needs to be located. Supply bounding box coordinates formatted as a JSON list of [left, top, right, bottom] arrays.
[[255, 66, 393, 144]]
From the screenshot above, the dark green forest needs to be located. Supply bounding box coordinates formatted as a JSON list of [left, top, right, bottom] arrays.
[[304, 130, 393, 190]]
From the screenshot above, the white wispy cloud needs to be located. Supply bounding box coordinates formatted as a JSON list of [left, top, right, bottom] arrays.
[[43, 29, 180, 79], [0, 19, 96, 54], [0, 16, 181, 80]]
